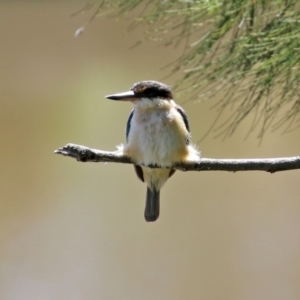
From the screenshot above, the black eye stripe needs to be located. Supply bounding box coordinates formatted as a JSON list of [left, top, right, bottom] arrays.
[[144, 88, 156, 95], [140, 88, 171, 98]]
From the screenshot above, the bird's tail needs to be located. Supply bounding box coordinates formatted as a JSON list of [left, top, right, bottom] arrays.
[[144, 187, 160, 222]]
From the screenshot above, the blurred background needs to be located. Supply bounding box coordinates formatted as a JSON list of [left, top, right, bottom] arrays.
[[1, 1, 300, 299]]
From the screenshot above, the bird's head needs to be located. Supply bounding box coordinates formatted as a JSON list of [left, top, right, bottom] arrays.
[[106, 80, 173, 108]]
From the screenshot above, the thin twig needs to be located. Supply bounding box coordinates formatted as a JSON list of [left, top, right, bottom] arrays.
[[54, 143, 300, 174]]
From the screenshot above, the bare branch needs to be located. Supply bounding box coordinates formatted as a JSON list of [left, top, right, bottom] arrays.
[[54, 143, 300, 174]]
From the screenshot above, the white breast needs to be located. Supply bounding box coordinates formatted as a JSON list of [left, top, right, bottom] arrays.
[[123, 99, 199, 167]]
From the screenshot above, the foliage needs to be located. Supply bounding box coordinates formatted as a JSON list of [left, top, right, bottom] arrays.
[[74, 0, 300, 139]]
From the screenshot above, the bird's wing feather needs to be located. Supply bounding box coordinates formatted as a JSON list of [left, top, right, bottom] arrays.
[[176, 106, 190, 132], [134, 165, 144, 182], [126, 109, 134, 142], [126, 110, 145, 182], [176, 106, 191, 145]]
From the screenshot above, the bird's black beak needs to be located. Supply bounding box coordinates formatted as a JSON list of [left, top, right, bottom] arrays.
[[106, 90, 137, 101]]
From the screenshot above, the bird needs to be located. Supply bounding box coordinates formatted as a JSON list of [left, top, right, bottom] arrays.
[[106, 80, 200, 222]]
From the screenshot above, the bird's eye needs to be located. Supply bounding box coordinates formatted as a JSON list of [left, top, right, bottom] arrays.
[[144, 88, 156, 97]]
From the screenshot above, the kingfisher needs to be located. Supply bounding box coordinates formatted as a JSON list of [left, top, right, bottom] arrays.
[[106, 80, 200, 222]]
